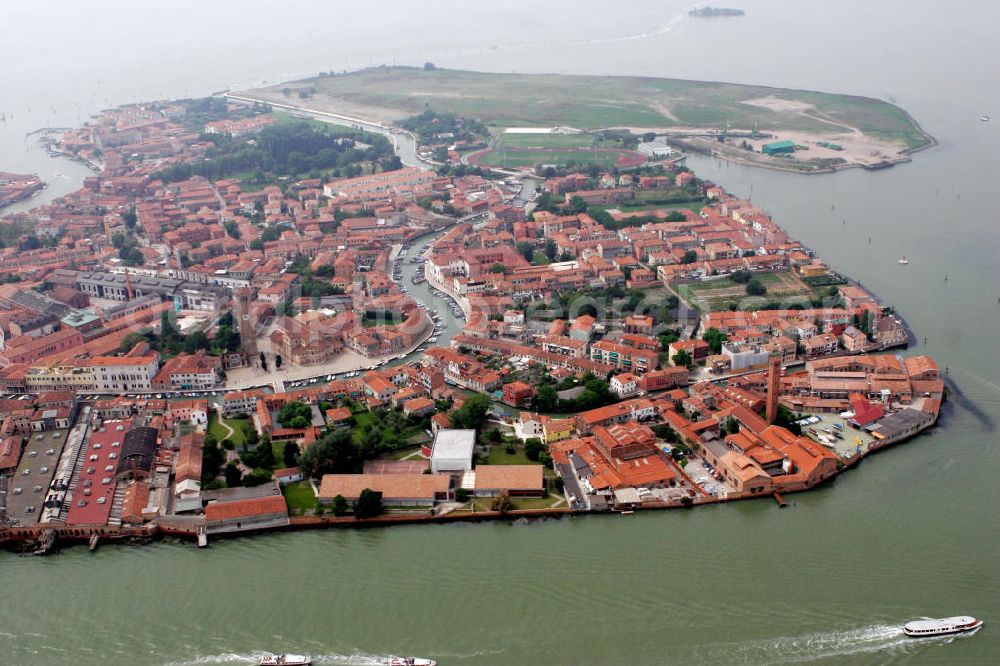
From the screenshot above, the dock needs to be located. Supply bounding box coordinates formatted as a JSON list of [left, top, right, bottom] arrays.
[[772, 492, 788, 507]]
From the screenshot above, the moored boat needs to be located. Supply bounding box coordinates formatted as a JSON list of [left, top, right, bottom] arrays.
[[903, 616, 982, 637], [259, 654, 311, 666]]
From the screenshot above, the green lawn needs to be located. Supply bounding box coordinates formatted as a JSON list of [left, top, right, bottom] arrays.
[[470, 495, 558, 512], [606, 202, 704, 214], [477, 147, 640, 169], [282, 480, 317, 514], [225, 418, 250, 447], [207, 418, 229, 443], [350, 411, 374, 440], [272, 439, 286, 467], [484, 445, 534, 465], [265, 66, 931, 150], [497, 132, 595, 149], [208, 416, 250, 447], [684, 271, 811, 311]]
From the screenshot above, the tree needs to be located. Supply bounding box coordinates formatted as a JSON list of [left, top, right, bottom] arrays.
[[725, 417, 740, 435], [454, 487, 470, 503], [746, 278, 768, 296], [659, 331, 680, 350], [299, 428, 361, 478], [331, 494, 349, 516], [354, 488, 383, 518], [283, 442, 300, 468], [122, 207, 138, 229], [515, 241, 534, 262], [531, 383, 558, 412], [160, 310, 176, 340], [568, 196, 588, 214], [243, 468, 273, 487], [224, 462, 243, 487], [665, 211, 686, 222], [672, 350, 693, 368], [524, 438, 545, 461], [730, 270, 751, 284], [275, 354, 283, 369], [491, 491, 513, 514], [449, 394, 492, 431], [544, 238, 558, 261], [490, 262, 506, 274], [277, 401, 312, 429], [681, 250, 698, 264], [702, 327, 728, 354], [201, 440, 225, 483]]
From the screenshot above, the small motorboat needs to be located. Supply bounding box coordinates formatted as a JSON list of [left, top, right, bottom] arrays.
[[259, 655, 311, 666], [897, 256, 909, 265], [904, 616, 983, 637], [386, 658, 437, 666], [981, 116, 991, 122]]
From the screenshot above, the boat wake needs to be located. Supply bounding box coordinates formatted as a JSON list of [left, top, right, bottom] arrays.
[[161, 653, 421, 666], [694, 622, 977, 664], [577, 3, 700, 45]]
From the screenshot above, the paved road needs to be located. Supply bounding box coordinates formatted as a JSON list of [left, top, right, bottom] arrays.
[[555, 462, 588, 511]]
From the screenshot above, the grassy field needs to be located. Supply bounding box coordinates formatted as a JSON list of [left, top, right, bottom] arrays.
[[600, 201, 704, 214], [475, 147, 642, 169], [484, 445, 534, 465], [497, 132, 595, 149], [681, 271, 814, 311], [208, 415, 251, 447], [470, 496, 561, 512], [266, 67, 932, 150], [282, 480, 317, 514]]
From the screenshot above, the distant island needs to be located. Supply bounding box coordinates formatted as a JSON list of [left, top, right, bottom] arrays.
[[689, 7, 745, 18], [0, 172, 45, 209]]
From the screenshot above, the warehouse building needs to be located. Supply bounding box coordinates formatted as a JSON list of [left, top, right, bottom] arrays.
[[429, 429, 476, 473], [762, 140, 795, 156]]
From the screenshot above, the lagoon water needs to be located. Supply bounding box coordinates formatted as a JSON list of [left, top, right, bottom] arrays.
[[2, 1, 999, 664]]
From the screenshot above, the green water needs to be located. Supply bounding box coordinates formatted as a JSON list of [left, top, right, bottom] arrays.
[[3, 1, 1000, 664]]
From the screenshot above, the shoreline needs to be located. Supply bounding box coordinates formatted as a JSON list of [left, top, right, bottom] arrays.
[[0, 410, 939, 554]]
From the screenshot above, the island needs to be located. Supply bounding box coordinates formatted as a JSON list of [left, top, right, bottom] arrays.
[[0, 83, 943, 554], [0, 172, 45, 209], [234, 66, 935, 173]]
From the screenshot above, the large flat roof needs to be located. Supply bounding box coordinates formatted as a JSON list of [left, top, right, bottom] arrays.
[[67, 421, 128, 525], [4, 429, 67, 525], [431, 429, 476, 460], [318, 473, 449, 500]]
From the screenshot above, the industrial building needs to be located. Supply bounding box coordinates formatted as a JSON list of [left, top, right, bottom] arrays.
[[762, 140, 796, 156], [429, 429, 476, 473]]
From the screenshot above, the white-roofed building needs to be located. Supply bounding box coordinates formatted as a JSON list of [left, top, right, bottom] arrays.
[[430, 429, 476, 473]]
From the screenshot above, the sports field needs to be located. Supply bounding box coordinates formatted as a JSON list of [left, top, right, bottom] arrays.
[[498, 133, 595, 149], [470, 146, 645, 169]]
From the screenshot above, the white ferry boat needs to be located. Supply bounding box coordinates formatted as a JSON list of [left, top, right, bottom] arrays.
[[259, 655, 311, 666], [903, 616, 982, 637]]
